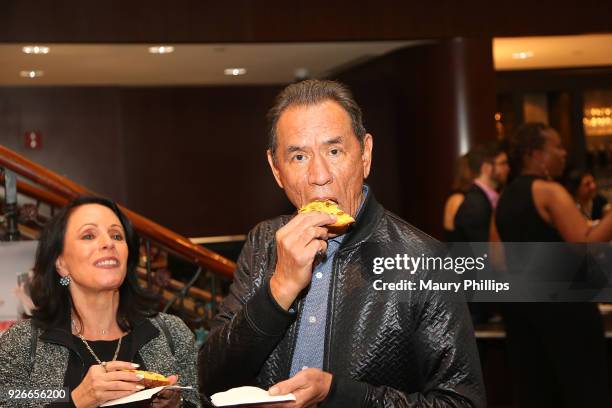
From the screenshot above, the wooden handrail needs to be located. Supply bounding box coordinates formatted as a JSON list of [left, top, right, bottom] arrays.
[[0, 145, 83, 198], [136, 267, 224, 304], [0, 145, 236, 279], [0, 172, 69, 208]]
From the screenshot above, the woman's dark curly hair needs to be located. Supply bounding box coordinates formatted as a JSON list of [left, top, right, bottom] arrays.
[[509, 122, 551, 174], [564, 169, 592, 198], [30, 196, 158, 330]]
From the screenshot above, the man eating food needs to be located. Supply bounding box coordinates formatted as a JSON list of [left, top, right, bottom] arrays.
[[199, 79, 484, 408]]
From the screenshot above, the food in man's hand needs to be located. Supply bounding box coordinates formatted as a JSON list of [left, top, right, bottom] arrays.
[[123, 370, 171, 388], [299, 200, 355, 234]]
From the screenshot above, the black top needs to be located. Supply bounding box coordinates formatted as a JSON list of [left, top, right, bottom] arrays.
[[443, 191, 465, 242], [65, 332, 143, 388], [496, 175, 562, 242], [454, 184, 493, 242], [494, 179, 608, 406], [443, 228, 463, 242], [40, 313, 164, 408], [64, 332, 147, 408], [591, 194, 609, 220]]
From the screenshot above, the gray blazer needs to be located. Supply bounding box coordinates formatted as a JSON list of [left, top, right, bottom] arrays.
[[0, 313, 201, 407]]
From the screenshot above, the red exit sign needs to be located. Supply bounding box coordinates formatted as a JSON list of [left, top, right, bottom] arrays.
[[24, 130, 42, 150]]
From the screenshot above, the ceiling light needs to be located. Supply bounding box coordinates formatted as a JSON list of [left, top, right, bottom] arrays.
[[148, 45, 174, 54], [224, 68, 247, 76], [512, 51, 534, 60], [22, 45, 49, 54], [294, 67, 310, 80], [20, 70, 44, 79]]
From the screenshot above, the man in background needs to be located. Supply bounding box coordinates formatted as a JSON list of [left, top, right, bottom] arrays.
[[454, 143, 509, 242]]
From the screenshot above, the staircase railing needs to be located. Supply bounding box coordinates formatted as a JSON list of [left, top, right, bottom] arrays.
[[0, 144, 236, 335]]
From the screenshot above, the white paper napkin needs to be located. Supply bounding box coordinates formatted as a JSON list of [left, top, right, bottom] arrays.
[[100, 385, 193, 407], [211, 386, 296, 407]]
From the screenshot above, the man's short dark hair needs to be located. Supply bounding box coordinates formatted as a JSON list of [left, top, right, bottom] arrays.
[[466, 142, 504, 175], [267, 79, 367, 157]]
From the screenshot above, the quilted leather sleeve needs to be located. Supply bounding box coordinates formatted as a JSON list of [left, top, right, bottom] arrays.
[[198, 220, 295, 396]]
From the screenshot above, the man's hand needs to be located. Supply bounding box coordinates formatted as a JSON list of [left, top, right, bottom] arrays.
[[270, 212, 336, 310], [263, 368, 333, 408]]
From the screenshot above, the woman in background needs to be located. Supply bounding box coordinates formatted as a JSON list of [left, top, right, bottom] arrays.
[[495, 123, 612, 408], [564, 169, 612, 222], [443, 154, 474, 241]]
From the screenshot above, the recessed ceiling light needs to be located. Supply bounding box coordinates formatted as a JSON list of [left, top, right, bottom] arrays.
[[20, 70, 44, 79], [294, 67, 310, 80], [22, 46, 49, 54], [224, 68, 247, 76], [148, 45, 174, 54], [512, 51, 534, 60]]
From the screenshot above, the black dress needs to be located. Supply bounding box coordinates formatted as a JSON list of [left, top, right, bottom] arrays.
[[495, 175, 608, 408], [443, 191, 465, 243], [592, 194, 610, 221], [454, 184, 493, 242]]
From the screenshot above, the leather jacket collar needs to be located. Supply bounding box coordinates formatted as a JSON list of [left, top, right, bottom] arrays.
[[339, 185, 385, 251]]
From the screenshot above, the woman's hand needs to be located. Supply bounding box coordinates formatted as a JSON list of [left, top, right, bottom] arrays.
[[71, 361, 145, 408], [150, 375, 181, 408]]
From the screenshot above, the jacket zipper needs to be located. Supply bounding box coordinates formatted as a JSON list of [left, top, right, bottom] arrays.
[[322, 242, 364, 372], [285, 295, 305, 377]]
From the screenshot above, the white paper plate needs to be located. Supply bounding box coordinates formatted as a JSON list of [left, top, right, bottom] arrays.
[[211, 386, 296, 407], [100, 385, 192, 406]]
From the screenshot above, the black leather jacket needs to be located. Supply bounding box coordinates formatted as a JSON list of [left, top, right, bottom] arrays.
[[199, 191, 485, 407]]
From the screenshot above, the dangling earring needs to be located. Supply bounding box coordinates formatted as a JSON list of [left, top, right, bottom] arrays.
[[59, 275, 71, 286]]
